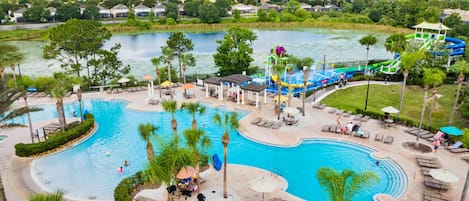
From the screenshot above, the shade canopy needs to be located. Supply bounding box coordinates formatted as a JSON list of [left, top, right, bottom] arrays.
[[161, 80, 175, 87], [381, 106, 400, 114], [142, 75, 154, 81], [440, 126, 463, 136], [283, 107, 300, 115], [273, 95, 288, 102], [182, 83, 194, 89], [429, 169, 459, 183], [412, 21, 451, 31], [176, 166, 196, 179], [249, 177, 278, 193], [117, 77, 130, 83]]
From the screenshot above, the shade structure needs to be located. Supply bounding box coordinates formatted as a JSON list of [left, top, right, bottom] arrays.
[[142, 75, 154, 81], [429, 169, 459, 183], [440, 126, 463, 136], [161, 80, 175, 88], [249, 177, 278, 201], [117, 77, 130, 83], [273, 95, 288, 102], [381, 106, 400, 114], [283, 107, 300, 115], [183, 83, 194, 89], [176, 166, 196, 179]]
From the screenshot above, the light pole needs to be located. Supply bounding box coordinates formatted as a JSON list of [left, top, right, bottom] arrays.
[[303, 66, 310, 116], [364, 70, 371, 110]]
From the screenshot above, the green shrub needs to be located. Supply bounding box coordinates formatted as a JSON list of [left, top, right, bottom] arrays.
[[460, 128, 469, 148], [15, 114, 95, 157], [460, 102, 469, 119], [355, 109, 438, 132], [114, 171, 147, 201]]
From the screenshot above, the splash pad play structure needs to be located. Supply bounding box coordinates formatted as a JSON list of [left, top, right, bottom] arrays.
[[259, 22, 465, 96]]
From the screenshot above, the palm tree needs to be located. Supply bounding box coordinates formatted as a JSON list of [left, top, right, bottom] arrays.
[[162, 47, 174, 99], [416, 68, 446, 148], [0, 80, 42, 130], [182, 128, 211, 186], [397, 51, 426, 117], [316, 167, 379, 201], [213, 111, 239, 199], [150, 57, 164, 99], [425, 89, 439, 129], [29, 190, 65, 201], [138, 122, 158, 162], [358, 35, 377, 76], [450, 60, 469, 125], [48, 73, 73, 132], [0, 43, 21, 81], [272, 63, 286, 120], [384, 34, 407, 55], [162, 100, 179, 148], [181, 102, 206, 128]]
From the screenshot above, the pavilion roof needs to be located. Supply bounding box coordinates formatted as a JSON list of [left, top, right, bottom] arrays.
[[241, 83, 268, 92], [220, 74, 252, 85], [204, 77, 221, 85], [412, 21, 450, 31]]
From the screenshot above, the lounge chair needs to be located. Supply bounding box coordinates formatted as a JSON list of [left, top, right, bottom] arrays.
[[256, 120, 267, 126], [360, 115, 370, 122], [416, 155, 438, 161], [263, 121, 274, 128], [404, 127, 418, 133], [449, 148, 469, 154], [383, 136, 394, 144], [343, 111, 352, 117], [271, 121, 283, 129], [375, 134, 383, 142], [418, 161, 442, 168], [251, 117, 262, 125], [328, 108, 336, 114], [421, 133, 435, 140], [360, 131, 370, 139], [321, 125, 331, 132], [448, 141, 463, 149], [461, 155, 469, 163], [424, 190, 452, 201], [353, 114, 364, 121]]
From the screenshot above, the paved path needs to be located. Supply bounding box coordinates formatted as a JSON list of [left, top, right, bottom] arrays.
[[1, 81, 468, 201]]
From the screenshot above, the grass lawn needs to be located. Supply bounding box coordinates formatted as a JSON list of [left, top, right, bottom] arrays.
[[320, 84, 468, 129]]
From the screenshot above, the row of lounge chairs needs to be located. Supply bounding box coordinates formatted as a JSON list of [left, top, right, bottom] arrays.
[[251, 117, 283, 129], [415, 155, 453, 200], [404, 128, 469, 154], [352, 114, 370, 122], [321, 124, 371, 139], [374, 134, 394, 144], [107, 86, 146, 94], [312, 103, 326, 110]]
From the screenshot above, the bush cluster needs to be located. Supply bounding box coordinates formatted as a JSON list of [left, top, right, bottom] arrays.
[[355, 109, 439, 133], [15, 114, 95, 157], [114, 171, 147, 201]]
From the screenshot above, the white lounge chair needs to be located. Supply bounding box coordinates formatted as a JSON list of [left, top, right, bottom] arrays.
[[449, 141, 463, 149]]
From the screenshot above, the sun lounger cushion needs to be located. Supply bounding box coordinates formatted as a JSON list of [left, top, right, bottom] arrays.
[[449, 148, 469, 153], [321, 125, 331, 132], [353, 114, 363, 121], [383, 136, 394, 144], [251, 117, 262, 125], [448, 141, 463, 149], [375, 134, 383, 141]]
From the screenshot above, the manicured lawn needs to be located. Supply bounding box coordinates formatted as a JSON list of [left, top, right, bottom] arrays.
[[320, 84, 468, 129]]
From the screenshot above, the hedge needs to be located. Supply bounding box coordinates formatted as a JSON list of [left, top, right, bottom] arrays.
[[355, 109, 439, 133], [15, 114, 95, 157], [114, 171, 148, 201]]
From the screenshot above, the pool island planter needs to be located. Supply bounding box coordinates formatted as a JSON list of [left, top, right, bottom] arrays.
[[14, 114, 96, 157]]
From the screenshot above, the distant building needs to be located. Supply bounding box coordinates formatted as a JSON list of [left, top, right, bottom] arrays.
[[231, 4, 258, 15], [152, 4, 166, 17], [300, 3, 312, 12], [259, 3, 281, 12], [13, 7, 27, 22], [47, 6, 56, 21], [110, 4, 129, 18], [441, 9, 469, 24], [98, 5, 111, 18], [324, 4, 339, 11], [312, 5, 326, 12], [134, 4, 151, 17]]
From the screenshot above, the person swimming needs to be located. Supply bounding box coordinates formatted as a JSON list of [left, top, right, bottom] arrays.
[[118, 166, 123, 174], [124, 160, 129, 166], [375, 161, 380, 166]]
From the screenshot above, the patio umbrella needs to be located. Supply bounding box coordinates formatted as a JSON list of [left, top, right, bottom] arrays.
[[283, 107, 300, 115], [381, 106, 400, 114], [142, 75, 154, 81], [429, 169, 459, 183], [183, 83, 194, 89], [143, 75, 154, 98], [440, 126, 463, 136], [249, 177, 278, 201], [161, 80, 174, 88], [176, 166, 196, 179], [117, 77, 130, 83]]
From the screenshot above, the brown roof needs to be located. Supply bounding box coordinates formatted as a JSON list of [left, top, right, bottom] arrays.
[[204, 77, 221, 85], [241, 83, 268, 92], [220, 74, 252, 85]]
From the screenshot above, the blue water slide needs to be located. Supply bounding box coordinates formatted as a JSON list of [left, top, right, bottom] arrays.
[[445, 37, 466, 56]]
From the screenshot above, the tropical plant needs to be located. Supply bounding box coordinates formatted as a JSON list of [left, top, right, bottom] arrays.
[[162, 100, 179, 148], [181, 102, 206, 128], [358, 35, 378, 75], [416, 68, 446, 148], [316, 167, 379, 201], [1, 79, 42, 129], [273, 63, 286, 120], [162, 46, 175, 99], [181, 53, 195, 85], [151, 57, 164, 99], [450, 60, 469, 124], [182, 128, 211, 186], [398, 50, 426, 117], [162, 32, 194, 82], [138, 122, 158, 162], [29, 190, 65, 201], [384, 33, 408, 55], [47, 73, 75, 132], [213, 111, 239, 199], [0, 43, 23, 82]]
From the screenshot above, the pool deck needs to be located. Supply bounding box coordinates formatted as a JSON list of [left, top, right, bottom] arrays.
[[1, 80, 468, 201]]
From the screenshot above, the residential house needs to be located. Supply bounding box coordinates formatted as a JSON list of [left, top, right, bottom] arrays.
[[259, 3, 281, 12], [312, 5, 325, 12], [13, 7, 27, 22], [79, 5, 86, 15], [300, 3, 312, 12], [98, 5, 111, 18], [152, 4, 166, 17], [442, 9, 469, 23], [134, 4, 151, 17], [178, 4, 185, 16], [231, 4, 257, 15], [110, 4, 129, 18], [324, 4, 339, 11], [47, 6, 56, 21]]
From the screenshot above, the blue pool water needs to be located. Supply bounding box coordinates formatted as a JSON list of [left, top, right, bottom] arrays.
[[29, 99, 406, 200]]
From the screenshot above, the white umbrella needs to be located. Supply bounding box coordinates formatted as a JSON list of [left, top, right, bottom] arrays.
[[429, 169, 459, 183], [249, 177, 278, 201], [283, 107, 300, 115], [117, 77, 130, 83], [381, 106, 400, 114]]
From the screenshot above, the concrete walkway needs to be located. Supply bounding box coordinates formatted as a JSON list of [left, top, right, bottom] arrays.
[[1, 81, 468, 201]]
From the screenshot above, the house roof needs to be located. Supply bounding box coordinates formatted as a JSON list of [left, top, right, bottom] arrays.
[[325, 4, 338, 9], [220, 74, 252, 85], [232, 4, 257, 11], [98, 5, 109, 10], [47, 7, 56, 12], [300, 3, 312, 8], [412, 21, 451, 31], [111, 4, 128, 10], [154, 4, 166, 9], [312, 5, 324, 9], [134, 4, 150, 10], [240, 83, 268, 92]]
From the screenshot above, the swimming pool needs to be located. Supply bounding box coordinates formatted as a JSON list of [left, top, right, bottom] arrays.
[[0, 135, 7, 142], [28, 99, 406, 201]]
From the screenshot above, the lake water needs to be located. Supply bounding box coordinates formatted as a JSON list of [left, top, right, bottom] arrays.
[[8, 29, 393, 78]]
